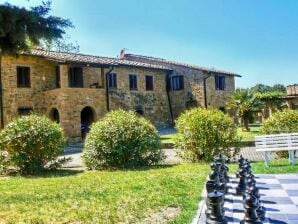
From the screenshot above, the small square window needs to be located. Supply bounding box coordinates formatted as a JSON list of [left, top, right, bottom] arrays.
[[145, 75, 153, 91], [17, 66, 30, 88], [18, 106, 33, 116]]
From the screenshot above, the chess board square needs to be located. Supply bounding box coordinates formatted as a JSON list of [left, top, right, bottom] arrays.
[[286, 190, 298, 196], [279, 179, 298, 184], [290, 196, 298, 205]]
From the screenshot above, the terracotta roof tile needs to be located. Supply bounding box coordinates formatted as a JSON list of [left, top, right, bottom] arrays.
[[124, 53, 241, 76], [23, 49, 172, 71]]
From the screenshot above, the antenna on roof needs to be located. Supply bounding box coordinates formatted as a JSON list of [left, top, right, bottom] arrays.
[[119, 48, 128, 59]]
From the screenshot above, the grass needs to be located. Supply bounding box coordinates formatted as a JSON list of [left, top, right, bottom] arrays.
[[237, 124, 261, 142], [1, 156, 296, 223], [160, 124, 262, 144], [0, 164, 210, 224], [229, 159, 298, 174], [160, 134, 176, 144]]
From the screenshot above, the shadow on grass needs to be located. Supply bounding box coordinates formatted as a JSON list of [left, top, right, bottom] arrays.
[[22, 168, 85, 178]]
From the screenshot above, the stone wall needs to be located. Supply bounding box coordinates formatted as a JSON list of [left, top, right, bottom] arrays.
[[1, 55, 58, 124], [122, 55, 236, 119], [108, 66, 172, 127]]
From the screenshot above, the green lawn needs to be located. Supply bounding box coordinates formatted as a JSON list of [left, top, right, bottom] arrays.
[[0, 164, 210, 224], [237, 124, 261, 142], [161, 134, 176, 144], [161, 124, 262, 145], [1, 159, 297, 223], [230, 159, 298, 174]]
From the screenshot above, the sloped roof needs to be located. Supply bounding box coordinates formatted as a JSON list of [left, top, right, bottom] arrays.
[[22, 49, 172, 71], [124, 53, 241, 77]]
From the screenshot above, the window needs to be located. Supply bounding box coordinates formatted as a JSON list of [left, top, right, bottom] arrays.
[[129, 74, 137, 90], [215, 75, 226, 90], [68, 67, 83, 87], [55, 66, 60, 88], [17, 66, 30, 88], [18, 106, 32, 116], [145, 75, 153, 91], [172, 75, 184, 91], [108, 73, 117, 89]]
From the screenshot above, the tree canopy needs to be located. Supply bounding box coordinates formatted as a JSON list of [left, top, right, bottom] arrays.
[[0, 1, 73, 54]]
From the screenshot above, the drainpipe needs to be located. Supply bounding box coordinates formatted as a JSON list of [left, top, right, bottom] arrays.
[[166, 71, 174, 126], [203, 71, 212, 109], [105, 66, 114, 112], [0, 55, 4, 128]]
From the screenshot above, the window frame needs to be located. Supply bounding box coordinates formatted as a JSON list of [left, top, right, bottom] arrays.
[[215, 75, 226, 91], [108, 73, 117, 89], [145, 75, 154, 91], [68, 67, 83, 88], [18, 106, 33, 116], [171, 75, 184, 91], [129, 74, 138, 90], [17, 66, 31, 88]]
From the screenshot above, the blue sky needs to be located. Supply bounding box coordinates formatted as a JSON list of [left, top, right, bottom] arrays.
[[3, 0, 298, 88]]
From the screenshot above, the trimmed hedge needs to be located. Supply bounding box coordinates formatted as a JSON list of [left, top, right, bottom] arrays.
[[0, 114, 65, 174], [83, 110, 163, 169], [175, 108, 240, 161]]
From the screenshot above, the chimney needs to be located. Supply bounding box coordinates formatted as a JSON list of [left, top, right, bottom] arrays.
[[120, 49, 125, 59]]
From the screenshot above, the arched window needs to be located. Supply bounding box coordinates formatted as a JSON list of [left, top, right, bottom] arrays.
[[49, 108, 60, 123]]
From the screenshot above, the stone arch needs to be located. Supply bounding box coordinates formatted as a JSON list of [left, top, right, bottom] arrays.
[[135, 106, 144, 115], [49, 108, 60, 123], [81, 106, 96, 139]]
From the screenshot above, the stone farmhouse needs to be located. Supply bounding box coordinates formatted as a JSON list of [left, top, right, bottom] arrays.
[[0, 49, 240, 142], [284, 84, 298, 109]]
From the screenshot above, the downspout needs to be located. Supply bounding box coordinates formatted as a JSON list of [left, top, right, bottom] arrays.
[[105, 66, 114, 112], [203, 71, 212, 109], [0, 54, 4, 128], [166, 70, 174, 126]]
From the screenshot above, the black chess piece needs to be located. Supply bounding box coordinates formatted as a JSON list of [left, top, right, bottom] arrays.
[[206, 190, 227, 224], [214, 154, 230, 184], [240, 193, 262, 224], [245, 178, 266, 221], [236, 167, 247, 196], [236, 155, 245, 178]]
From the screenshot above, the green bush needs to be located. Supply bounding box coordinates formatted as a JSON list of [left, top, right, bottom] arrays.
[[0, 114, 66, 174], [260, 109, 298, 158], [260, 109, 298, 134], [175, 108, 240, 161], [83, 110, 163, 169]]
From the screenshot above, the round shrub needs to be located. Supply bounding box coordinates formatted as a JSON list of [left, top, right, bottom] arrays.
[[83, 110, 163, 169], [175, 108, 239, 161], [260, 109, 298, 134], [260, 109, 298, 158], [0, 114, 65, 174]]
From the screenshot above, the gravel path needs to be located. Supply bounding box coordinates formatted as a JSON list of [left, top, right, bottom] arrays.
[[61, 145, 275, 168]]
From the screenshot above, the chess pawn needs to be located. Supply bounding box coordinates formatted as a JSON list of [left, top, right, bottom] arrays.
[[236, 156, 245, 177], [240, 193, 262, 224], [206, 191, 227, 224], [246, 181, 266, 221], [236, 167, 247, 196]]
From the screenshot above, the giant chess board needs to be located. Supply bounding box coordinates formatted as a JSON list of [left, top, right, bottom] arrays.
[[195, 174, 298, 224]]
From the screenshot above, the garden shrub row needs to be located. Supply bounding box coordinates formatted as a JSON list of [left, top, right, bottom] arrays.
[[2, 108, 296, 174]]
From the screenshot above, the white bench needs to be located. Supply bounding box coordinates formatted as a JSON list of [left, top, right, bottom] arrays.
[[255, 133, 298, 167]]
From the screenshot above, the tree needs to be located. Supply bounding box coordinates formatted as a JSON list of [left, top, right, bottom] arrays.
[[0, 1, 73, 128], [256, 91, 285, 117], [272, 84, 286, 93], [251, 84, 272, 93], [226, 88, 262, 131], [0, 1, 73, 54]]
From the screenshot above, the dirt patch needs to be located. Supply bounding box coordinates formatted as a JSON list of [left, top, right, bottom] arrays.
[[143, 206, 181, 223]]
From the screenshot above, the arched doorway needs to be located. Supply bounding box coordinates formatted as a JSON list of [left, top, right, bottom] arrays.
[[49, 108, 60, 123], [81, 106, 95, 139]]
